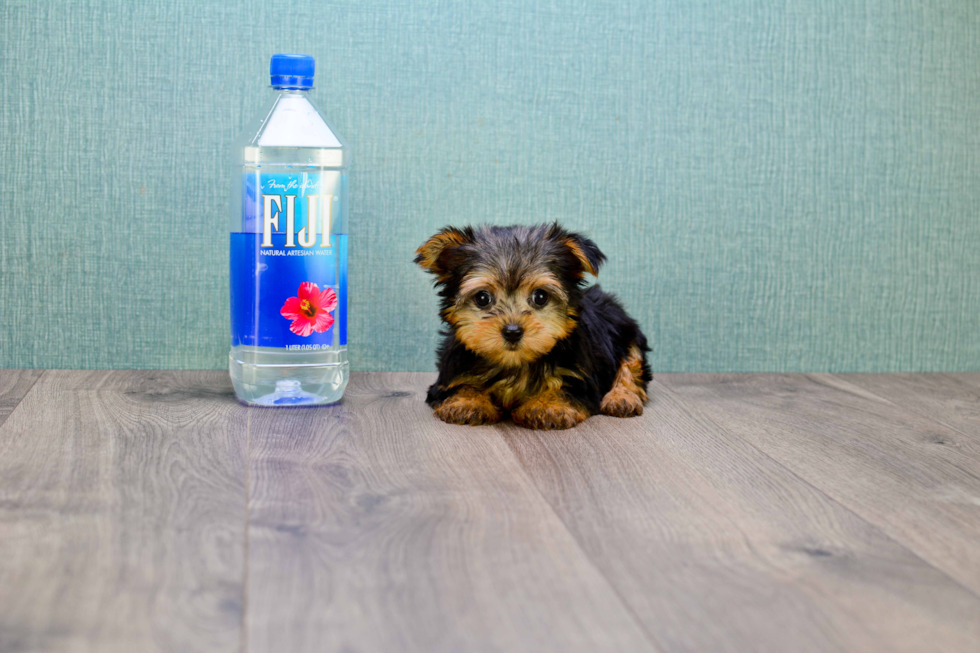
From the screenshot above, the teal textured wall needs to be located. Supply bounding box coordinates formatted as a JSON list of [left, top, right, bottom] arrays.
[[1, 0, 978, 372]]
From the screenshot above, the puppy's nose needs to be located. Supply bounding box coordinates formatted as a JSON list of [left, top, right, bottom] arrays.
[[502, 323, 524, 344]]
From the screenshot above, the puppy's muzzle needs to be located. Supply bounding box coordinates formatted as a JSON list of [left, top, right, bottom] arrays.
[[502, 323, 524, 344]]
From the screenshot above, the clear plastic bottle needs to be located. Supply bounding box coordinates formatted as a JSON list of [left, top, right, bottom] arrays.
[[229, 54, 350, 406]]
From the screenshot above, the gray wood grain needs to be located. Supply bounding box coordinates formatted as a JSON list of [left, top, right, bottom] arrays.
[[0, 368, 44, 426], [6, 370, 980, 652], [659, 373, 980, 598], [0, 371, 247, 653], [246, 372, 654, 653], [841, 373, 980, 444], [503, 378, 980, 653]]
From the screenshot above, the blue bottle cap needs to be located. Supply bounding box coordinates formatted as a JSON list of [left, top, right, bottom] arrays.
[[270, 54, 315, 89]]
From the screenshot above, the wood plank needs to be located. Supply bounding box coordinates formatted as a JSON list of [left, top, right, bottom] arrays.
[[840, 373, 980, 444], [246, 372, 654, 653], [0, 371, 247, 652], [0, 369, 44, 427], [503, 377, 980, 652], [659, 373, 980, 599]]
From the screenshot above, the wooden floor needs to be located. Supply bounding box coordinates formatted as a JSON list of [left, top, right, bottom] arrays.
[[1, 371, 979, 652]]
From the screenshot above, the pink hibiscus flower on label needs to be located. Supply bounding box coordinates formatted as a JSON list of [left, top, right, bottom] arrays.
[[280, 282, 338, 337]]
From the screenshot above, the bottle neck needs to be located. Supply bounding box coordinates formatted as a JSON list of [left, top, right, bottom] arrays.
[[272, 86, 311, 94]]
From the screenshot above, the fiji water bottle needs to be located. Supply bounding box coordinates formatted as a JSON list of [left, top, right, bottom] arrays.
[[229, 54, 350, 405]]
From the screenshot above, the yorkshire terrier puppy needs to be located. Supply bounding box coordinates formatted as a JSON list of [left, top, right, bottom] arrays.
[[415, 223, 651, 430]]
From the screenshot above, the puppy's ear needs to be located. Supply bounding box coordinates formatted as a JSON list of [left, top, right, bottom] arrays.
[[552, 225, 606, 277], [415, 226, 472, 278]]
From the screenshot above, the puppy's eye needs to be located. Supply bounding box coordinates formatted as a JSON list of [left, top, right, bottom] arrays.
[[474, 290, 493, 308], [531, 289, 549, 307]]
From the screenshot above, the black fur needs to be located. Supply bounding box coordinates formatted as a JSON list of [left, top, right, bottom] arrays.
[[417, 223, 651, 417], [426, 285, 650, 413]]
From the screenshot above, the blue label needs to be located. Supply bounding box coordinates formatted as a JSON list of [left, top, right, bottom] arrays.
[[231, 172, 347, 349]]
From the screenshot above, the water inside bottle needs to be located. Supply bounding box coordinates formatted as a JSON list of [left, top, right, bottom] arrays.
[[229, 55, 350, 406]]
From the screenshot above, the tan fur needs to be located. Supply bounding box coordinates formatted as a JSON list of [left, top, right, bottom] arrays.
[[417, 225, 645, 430], [515, 271, 568, 303], [448, 270, 577, 369], [415, 229, 469, 280], [564, 238, 598, 276], [600, 345, 648, 417], [512, 389, 589, 430], [451, 367, 568, 411], [458, 274, 503, 298], [433, 386, 502, 426]]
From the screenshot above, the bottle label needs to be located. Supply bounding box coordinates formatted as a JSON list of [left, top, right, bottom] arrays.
[[231, 171, 347, 349]]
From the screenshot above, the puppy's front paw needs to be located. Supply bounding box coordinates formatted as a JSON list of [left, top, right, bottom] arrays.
[[512, 392, 589, 430], [433, 387, 502, 426], [600, 386, 644, 418]]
